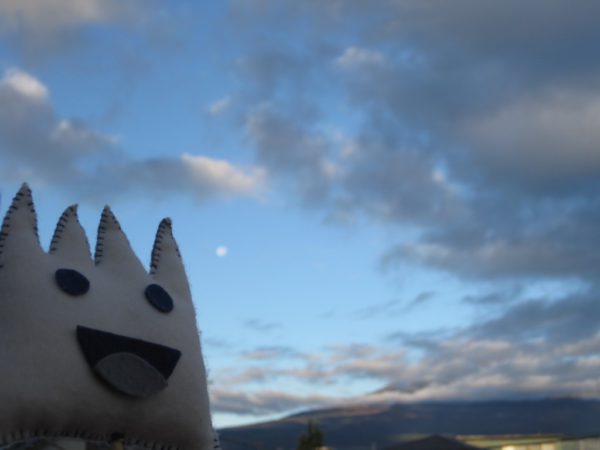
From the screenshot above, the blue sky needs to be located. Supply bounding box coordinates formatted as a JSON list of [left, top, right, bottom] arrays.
[[2, 0, 600, 429]]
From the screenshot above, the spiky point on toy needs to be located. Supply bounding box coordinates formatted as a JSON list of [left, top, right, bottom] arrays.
[[0, 184, 216, 450]]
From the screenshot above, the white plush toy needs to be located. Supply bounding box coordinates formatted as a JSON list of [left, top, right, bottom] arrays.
[[0, 184, 218, 450]]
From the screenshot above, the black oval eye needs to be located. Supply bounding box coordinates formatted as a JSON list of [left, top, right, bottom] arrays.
[[55, 268, 90, 296], [145, 284, 174, 313]]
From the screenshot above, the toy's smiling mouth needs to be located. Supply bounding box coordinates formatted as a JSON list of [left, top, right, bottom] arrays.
[[76, 325, 181, 398]]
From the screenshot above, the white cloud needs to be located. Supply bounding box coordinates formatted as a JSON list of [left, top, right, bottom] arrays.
[[210, 388, 336, 416], [0, 0, 148, 58], [0, 67, 117, 185], [182, 153, 264, 196], [335, 46, 385, 69], [208, 96, 232, 116], [0, 0, 131, 31], [51, 119, 119, 152], [212, 288, 600, 415], [0, 68, 266, 203], [216, 246, 228, 257], [0, 68, 48, 102]]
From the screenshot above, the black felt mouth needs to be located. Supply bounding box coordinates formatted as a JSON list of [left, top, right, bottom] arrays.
[[76, 325, 181, 397]]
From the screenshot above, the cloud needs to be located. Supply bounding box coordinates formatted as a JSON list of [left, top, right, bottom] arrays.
[[245, 104, 466, 226], [465, 289, 600, 344], [201, 3, 600, 418], [0, 68, 263, 203], [461, 89, 600, 192], [208, 97, 233, 116], [0, 68, 48, 101], [211, 285, 600, 417], [211, 388, 334, 416], [402, 291, 435, 312], [339, 140, 465, 226], [379, 288, 600, 401], [241, 346, 301, 361], [0, 0, 132, 30], [245, 105, 337, 205], [352, 299, 403, 319], [220, 367, 276, 385], [243, 318, 282, 333], [220, 0, 600, 288], [0, 68, 118, 184], [204, 337, 236, 351], [335, 47, 385, 69], [462, 286, 523, 306], [182, 154, 263, 196], [387, 203, 600, 282], [0, 0, 146, 56], [352, 291, 435, 319]]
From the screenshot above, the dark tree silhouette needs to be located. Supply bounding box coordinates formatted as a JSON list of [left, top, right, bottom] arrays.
[[296, 420, 324, 450]]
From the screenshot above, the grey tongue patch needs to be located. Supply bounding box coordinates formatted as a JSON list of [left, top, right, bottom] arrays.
[[95, 352, 167, 398]]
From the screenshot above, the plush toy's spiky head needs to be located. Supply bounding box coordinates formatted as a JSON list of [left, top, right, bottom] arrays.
[[0, 184, 215, 450]]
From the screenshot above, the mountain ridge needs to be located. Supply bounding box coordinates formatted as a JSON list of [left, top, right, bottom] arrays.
[[218, 398, 600, 450]]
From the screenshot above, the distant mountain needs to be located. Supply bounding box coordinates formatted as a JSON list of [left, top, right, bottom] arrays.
[[218, 398, 600, 450]]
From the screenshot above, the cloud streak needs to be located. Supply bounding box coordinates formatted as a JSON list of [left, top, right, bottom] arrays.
[[211, 388, 335, 416], [0, 0, 149, 57], [0, 68, 264, 203], [223, 0, 600, 286], [212, 289, 600, 416]]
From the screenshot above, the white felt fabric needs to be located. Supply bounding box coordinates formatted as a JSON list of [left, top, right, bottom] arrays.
[[0, 184, 214, 450]]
